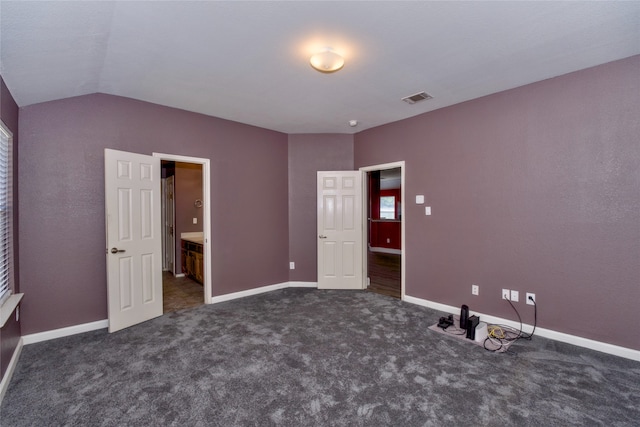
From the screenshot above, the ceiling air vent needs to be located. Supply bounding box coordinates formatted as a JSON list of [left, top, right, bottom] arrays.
[[401, 91, 433, 105]]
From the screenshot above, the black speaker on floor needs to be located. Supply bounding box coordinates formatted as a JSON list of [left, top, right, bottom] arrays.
[[466, 315, 479, 340], [460, 304, 469, 329]]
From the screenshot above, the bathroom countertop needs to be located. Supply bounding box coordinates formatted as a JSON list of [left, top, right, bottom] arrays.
[[181, 232, 203, 245], [182, 237, 203, 244]]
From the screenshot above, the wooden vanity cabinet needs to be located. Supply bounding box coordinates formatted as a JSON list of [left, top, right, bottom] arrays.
[[181, 239, 204, 284]]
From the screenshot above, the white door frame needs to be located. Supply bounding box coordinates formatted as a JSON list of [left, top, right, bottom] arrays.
[[161, 175, 176, 274], [359, 161, 406, 300], [153, 152, 212, 304], [161, 177, 168, 271], [167, 175, 176, 275]]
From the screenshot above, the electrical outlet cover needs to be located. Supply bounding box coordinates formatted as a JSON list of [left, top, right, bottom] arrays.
[[502, 289, 510, 300], [526, 293, 536, 305], [510, 290, 519, 302], [472, 284, 479, 295]]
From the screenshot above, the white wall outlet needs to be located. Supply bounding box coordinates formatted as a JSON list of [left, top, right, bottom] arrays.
[[193, 217, 197, 224], [416, 195, 424, 204], [510, 290, 519, 302], [289, 262, 295, 270], [526, 293, 536, 305], [502, 289, 510, 300], [472, 284, 479, 295], [425, 206, 431, 216]]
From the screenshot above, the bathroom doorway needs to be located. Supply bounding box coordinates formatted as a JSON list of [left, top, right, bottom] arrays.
[[157, 153, 211, 311]]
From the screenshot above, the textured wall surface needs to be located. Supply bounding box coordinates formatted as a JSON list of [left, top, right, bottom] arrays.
[[288, 134, 354, 282], [19, 94, 289, 334], [354, 56, 640, 350], [0, 310, 20, 379], [174, 162, 203, 270]]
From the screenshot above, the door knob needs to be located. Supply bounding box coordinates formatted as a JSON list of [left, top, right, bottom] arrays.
[[318, 235, 327, 239], [110, 247, 126, 254]]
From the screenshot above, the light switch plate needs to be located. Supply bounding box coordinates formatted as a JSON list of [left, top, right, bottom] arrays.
[[416, 195, 425, 204], [193, 218, 197, 224], [425, 206, 431, 216]]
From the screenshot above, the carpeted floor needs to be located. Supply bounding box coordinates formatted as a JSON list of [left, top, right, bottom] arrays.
[[2, 288, 639, 426]]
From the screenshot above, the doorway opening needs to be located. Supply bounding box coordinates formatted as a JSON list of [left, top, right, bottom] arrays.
[[360, 162, 405, 299], [155, 153, 212, 312]]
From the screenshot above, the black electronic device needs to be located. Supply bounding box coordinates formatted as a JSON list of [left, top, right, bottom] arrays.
[[437, 315, 454, 329], [466, 315, 479, 340], [460, 305, 469, 329]]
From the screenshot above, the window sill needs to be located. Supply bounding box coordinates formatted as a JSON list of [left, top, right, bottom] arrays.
[[0, 294, 23, 328]]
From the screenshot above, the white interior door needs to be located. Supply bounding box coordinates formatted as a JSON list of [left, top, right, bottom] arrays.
[[317, 171, 363, 289], [105, 149, 163, 333]]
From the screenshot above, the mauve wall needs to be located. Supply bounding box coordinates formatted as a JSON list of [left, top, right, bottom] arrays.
[[354, 56, 640, 351], [19, 93, 289, 335], [0, 76, 21, 380], [174, 162, 203, 270], [288, 134, 354, 282]]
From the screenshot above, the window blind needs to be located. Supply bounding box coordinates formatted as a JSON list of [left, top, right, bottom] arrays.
[[0, 121, 13, 305]]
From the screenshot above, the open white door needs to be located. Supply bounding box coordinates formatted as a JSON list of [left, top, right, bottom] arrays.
[[105, 149, 163, 332], [317, 171, 363, 289]]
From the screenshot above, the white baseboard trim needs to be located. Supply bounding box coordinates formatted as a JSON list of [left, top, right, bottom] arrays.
[[210, 282, 289, 304], [288, 281, 318, 288], [22, 319, 108, 345], [369, 246, 402, 255], [404, 295, 640, 362], [0, 337, 23, 404], [14, 290, 639, 361], [20, 282, 318, 345], [210, 281, 317, 304]]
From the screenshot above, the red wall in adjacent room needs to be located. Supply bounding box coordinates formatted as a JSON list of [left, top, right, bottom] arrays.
[[370, 189, 401, 250]]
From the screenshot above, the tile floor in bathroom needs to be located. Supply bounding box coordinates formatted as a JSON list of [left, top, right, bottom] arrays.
[[162, 271, 204, 313]]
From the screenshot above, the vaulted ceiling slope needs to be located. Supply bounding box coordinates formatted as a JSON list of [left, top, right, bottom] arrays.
[[1, 1, 639, 134]]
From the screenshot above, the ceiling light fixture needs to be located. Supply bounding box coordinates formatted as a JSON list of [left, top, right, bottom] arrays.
[[310, 48, 344, 73]]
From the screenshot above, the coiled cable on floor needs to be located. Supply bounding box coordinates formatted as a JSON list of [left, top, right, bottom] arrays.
[[483, 296, 537, 352]]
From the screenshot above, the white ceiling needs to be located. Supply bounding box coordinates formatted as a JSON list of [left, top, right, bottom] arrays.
[[1, 1, 639, 134]]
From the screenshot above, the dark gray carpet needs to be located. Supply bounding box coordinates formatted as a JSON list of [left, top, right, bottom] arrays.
[[2, 288, 639, 426]]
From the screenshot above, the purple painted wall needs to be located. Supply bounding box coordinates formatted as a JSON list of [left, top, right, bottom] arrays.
[[0, 75, 21, 380], [288, 134, 354, 282], [0, 311, 20, 380], [18, 94, 289, 335], [174, 162, 203, 271], [354, 56, 640, 350]]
